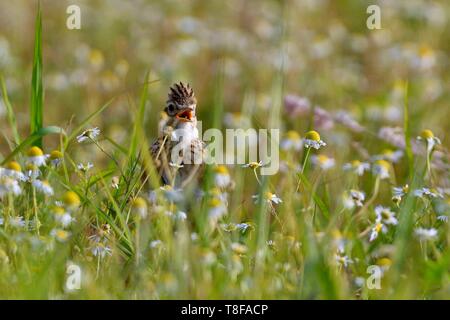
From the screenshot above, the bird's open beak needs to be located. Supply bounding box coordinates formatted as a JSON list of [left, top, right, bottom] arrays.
[[176, 108, 194, 122]]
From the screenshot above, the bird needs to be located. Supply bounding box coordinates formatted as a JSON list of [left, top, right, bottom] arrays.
[[150, 82, 204, 188]]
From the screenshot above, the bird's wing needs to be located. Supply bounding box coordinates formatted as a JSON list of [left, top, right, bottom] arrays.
[[150, 136, 172, 185]]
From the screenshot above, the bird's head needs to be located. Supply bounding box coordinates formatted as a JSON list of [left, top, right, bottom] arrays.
[[165, 82, 197, 123]]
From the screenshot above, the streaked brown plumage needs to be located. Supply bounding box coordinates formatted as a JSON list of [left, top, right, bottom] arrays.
[[150, 82, 204, 187]]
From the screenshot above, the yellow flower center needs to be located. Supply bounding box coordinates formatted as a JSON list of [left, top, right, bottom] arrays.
[[375, 223, 383, 233], [27, 146, 44, 157], [351, 160, 361, 167], [375, 159, 390, 170], [402, 184, 409, 193], [5, 161, 22, 172], [377, 257, 392, 267], [26, 163, 38, 171], [317, 154, 329, 164], [248, 162, 261, 169], [305, 130, 321, 141], [208, 197, 222, 207], [63, 191, 81, 207], [231, 243, 247, 255], [420, 129, 434, 139], [285, 130, 300, 141], [214, 165, 228, 174], [265, 192, 275, 200], [56, 230, 69, 240], [161, 185, 173, 191], [89, 49, 104, 65], [132, 197, 147, 209], [50, 150, 63, 160], [382, 149, 393, 156], [419, 45, 433, 57], [52, 206, 65, 215], [331, 229, 342, 239]]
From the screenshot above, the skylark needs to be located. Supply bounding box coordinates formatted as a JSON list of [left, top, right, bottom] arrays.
[[150, 82, 204, 187]]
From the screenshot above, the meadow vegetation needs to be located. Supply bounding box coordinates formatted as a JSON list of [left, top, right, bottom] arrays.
[[0, 1, 449, 299]]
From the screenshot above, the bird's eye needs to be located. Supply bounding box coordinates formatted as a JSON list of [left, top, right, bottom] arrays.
[[167, 104, 175, 113]]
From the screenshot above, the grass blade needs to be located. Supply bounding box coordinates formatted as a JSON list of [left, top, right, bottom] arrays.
[[1, 126, 65, 165], [403, 81, 414, 179], [0, 74, 21, 146], [30, 4, 44, 147], [64, 97, 115, 149], [128, 71, 149, 159]]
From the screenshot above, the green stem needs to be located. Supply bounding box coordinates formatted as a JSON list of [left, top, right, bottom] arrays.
[[295, 148, 311, 193]]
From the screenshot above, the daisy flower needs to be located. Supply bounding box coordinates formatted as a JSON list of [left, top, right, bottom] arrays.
[[373, 149, 403, 163], [392, 184, 409, 205], [77, 162, 93, 173], [331, 230, 346, 253], [160, 185, 184, 202], [208, 197, 228, 221], [25, 163, 41, 181], [0, 161, 26, 181], [235, 223, 251, 233], [51, 229, 71, 242], [26, 146, 49, 167], [242, 161, 263, 169], [335, 254, 353, 268], [52, 206, 74, 227], [349, 189, 365, 207], [437, 215, 448, 223], [76, 127, 100, 143], [280, 130, 302, 151], [372, 159, 390, 179], [376, 257, 392, 273], [91, 242, 112, 258], [209, 187, 228, 203], [312, 154, 335, 170], [303, 130, 326, 150], [49, 150, 64, 166], [414, 228, 438, 241], [62, 191, 81, 210], [32, 179, 54, 196], [343, 160, 370, 176], [393, 184, 409, 197], [417, 129, 441, 154], [252, 192, 282, 205], [231, 242, 248, 255], [0, 176, 22, 198], [374, 205, 398, 225], [369, 220, 387, 242], [214, 165, 232, 188], [131, 197, 148, 219], [414, 187, 444, 199], [88, 224, 111, 243], [223, 112, 252, 129]]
